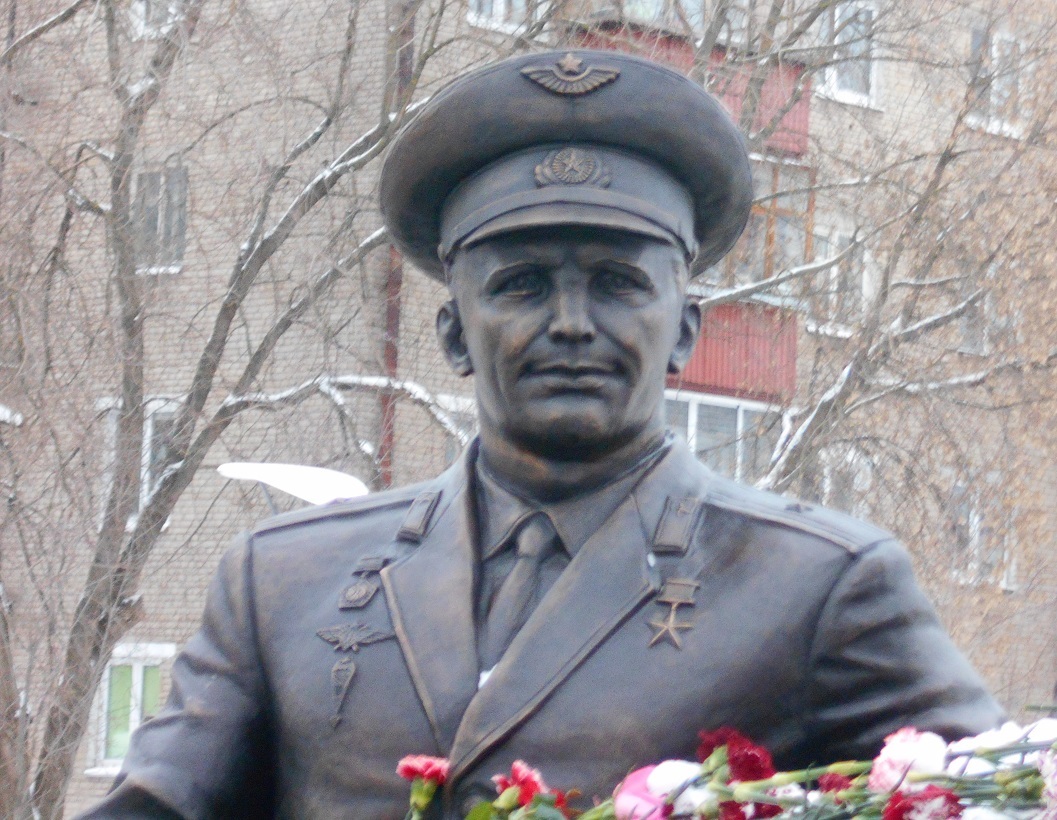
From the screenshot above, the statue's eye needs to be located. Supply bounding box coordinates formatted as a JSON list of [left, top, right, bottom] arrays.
[[593, 267, 648, 296], [493, 269, 547, 298]]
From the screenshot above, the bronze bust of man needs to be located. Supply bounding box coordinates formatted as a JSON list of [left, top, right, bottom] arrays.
[[81, 50, 1001, 819]]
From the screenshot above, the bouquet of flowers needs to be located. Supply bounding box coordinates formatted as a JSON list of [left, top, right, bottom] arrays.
[[399, 720, 1057, 819]]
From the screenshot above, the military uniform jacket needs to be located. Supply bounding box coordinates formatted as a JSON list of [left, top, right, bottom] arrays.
[[83, 440, 1002, 819]]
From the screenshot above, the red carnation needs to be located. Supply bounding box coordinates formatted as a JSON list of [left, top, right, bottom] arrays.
[[492, 761, 572, 817], [696, 728, 776, 781], [397, 754, 450, 785], [494, 760, 547, 806], [818, 773, 853, 794], [882, 785, 962, 820], [726, 735, 776, 782], [698, 727, 748, 763], [719, 803, 748, 820], [718, 800, 781, 819]]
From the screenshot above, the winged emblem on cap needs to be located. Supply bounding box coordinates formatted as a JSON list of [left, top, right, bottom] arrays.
[[521, 53, 620, 96]]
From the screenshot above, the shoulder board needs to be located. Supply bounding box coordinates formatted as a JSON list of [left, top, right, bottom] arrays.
[[704, 475, 891, 555], [250, 480, 430, 537]]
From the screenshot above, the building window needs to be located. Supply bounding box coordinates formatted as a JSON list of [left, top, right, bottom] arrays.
[[130, 0, 182, 38], [819, 2, 876, 107], [947, 478, 1015, 588], [88, 643, 176, 773], [665, 390, 782, 482], [968, 28, 1023, 137], [811, 227, 868, 323], [134, 165, 187, 273], [98, 398, 180, 523], [956, 261, 1014, 356], [821, 445, 871, 515], [723, 157, 815, 286], [468, 0, 533, 30], [141, 402, 178, 509]]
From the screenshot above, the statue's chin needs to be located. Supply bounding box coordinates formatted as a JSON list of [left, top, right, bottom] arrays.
[[510, 423, 638, 463]]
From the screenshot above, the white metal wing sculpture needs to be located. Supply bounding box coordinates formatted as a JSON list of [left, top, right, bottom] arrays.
[[218, 462, 369, 506]]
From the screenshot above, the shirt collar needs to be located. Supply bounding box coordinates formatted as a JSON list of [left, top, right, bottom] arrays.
[[474, 437, 671, 560]]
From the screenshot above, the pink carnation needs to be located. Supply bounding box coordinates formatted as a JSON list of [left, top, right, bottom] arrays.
[[613, 766, 673, 820], [869, 728, 948, 793], [396, 754, 450, 785]]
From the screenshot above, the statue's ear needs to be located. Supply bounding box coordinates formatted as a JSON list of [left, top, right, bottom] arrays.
[[437, 300, 473, 377], [668, 299, 701, 374]]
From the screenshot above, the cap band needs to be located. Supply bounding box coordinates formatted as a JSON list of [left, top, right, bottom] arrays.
[[439, 144, 698, 260]]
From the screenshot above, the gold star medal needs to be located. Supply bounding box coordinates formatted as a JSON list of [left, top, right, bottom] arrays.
[[647, 578, 700, 650]]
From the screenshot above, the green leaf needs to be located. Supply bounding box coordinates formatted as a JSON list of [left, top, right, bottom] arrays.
[[493, 786, 521, 811], [527, 804, 567, 820], [465, 802, 497, 820]]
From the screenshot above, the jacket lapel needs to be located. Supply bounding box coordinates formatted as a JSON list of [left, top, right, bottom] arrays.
[[447, 444, 710, 780], [380, 453, 480, 755]]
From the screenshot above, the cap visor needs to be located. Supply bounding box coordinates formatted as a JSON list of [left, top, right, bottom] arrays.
[[457, 202, 683, 253]]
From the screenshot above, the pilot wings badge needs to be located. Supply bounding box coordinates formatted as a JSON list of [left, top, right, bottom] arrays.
[[521, 53, 620, 96]]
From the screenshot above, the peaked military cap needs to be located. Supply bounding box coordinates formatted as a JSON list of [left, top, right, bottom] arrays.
[[380, 49, 753, 279]]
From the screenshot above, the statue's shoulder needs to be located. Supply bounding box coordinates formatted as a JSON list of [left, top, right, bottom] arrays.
[[249, 479, 436, 540], [703, 472, 892, 556]]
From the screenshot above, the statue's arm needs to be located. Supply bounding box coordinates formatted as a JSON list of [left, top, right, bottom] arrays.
[[76, 535, 274, 819], [802, 537, 1004, 763]]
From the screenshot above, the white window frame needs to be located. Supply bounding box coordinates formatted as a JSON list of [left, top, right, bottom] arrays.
[[133, 164, 188, 275], [818, 1, 878, 109], [818, 444, 872, 516], [97, 397, 181, 529], [947, 474, 1014, 589], [140, 398, 180, 511], [130, 0, 183, 39], [467, 0, 542, 34], [722, 153, 815, 288], [967, 27, 1024, 139], [665, 389, 782, 482], [810, 223, 873, 326], [85, 642, 176, 777]]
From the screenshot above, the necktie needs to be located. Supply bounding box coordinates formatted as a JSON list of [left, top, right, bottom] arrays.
[[480, 513, 559, 670]]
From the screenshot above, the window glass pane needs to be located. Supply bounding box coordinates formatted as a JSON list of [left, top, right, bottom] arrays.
[[732, 214, 767, 282], [162, 166, 188, 266], [665, 399, 690, 440], [777, 166, 810, 212], [695, 404, 737, 477], [147, 411, 177, 495], [106, 665, 133, 759], [141, 665, 161, 721], [505, 0, 525, 23], [742, 409, 781, 481], [835, 6, 872, 95], [135, 172, 162, 267], [774, 215, 806, 275], [992, 37, 1020, 115]]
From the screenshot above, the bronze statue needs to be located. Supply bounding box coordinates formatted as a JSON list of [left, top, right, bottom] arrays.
[[80, 49, 1002, 819]]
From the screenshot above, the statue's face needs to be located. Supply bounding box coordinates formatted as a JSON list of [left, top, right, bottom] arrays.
[[440, 226, 699, 460]]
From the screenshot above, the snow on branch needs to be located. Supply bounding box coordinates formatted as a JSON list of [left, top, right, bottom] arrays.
[[223, 374, 472, 446], [756, 355, 862, 492], [0, 0, 93, 66], [0, 404, 23, 427], [694, 238, 864, 310], [876, 288, 983, 352]]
